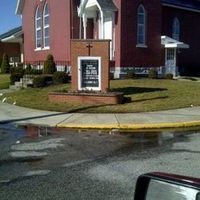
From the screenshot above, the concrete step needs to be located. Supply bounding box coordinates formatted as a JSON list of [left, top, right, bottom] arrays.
[[9, 85, 21, 90]]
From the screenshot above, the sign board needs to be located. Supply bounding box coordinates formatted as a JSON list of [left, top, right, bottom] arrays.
[[78, 56, 101, 91]]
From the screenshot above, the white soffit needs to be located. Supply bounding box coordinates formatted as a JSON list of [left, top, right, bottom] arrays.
[[161, 35, 189, 49]]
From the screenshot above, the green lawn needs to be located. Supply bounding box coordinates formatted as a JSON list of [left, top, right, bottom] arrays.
[[2, 79, 200, 113], [0, 74, 10, 89]]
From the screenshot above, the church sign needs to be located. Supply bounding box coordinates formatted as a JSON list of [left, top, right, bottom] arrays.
[[78, 56, 101, 91]]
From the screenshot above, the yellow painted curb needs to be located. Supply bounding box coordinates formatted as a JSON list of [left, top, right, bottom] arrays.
[[57, 124, 119, 130], [57, 120, 200, 131], [119, 121, 200, 130]]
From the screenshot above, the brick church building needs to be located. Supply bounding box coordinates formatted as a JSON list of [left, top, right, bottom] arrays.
[[16, 0, 200, 77]]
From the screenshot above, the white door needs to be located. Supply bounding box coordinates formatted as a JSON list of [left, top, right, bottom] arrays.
[[165, 48, 177, 77]]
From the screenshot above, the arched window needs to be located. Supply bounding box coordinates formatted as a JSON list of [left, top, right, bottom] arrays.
[[43, 3, 50, 48], [137, 5, 146, 46], [35, 6, 42, 49], [172, 17, 180, 41]]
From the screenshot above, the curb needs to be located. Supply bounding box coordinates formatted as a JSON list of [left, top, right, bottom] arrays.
[[56, 120, 200, 131]]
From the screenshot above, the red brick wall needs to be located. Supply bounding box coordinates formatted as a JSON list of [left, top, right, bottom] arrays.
[[162, 6, 200, 74], [0, 42, 20, 62], [22, 0, 80, 64], [49, 92, 123, 105], [71, 0, 81, 39], [21, 0, 164, 68], [113, 0, 163, 68]]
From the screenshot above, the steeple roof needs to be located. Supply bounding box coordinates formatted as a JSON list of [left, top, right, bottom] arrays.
[[96, 0, 117, 11]]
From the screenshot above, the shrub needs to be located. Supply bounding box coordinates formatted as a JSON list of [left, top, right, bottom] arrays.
[[0, 58, 2, 67], [109, 73, 114, 80], [10, 73, 22, 85], [148, 68, 158, 79], [126, 69, 136, 79], [53, 72, 69, 84], [17, 63, 24, 68], [31, 69, 43, 75], [33, 76, 47, 88], [25, 64, 43, 75], [25, 64, 32, 74], [10, 66, 24, 76], [1, 53, 10, 73], [165, 73, 173, 79], [10, 66, 25, 85], [43, 54, 56, 74]]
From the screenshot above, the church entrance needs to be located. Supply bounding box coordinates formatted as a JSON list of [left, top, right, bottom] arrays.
[[161, 36, 189, 77], [78, 0, 116, 60], [165, 48, 177, 76]]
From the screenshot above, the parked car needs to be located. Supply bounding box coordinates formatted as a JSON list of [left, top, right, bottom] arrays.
[[134, 172, 200, 200]]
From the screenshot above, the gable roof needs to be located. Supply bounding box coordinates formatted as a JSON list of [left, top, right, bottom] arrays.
[[96, 0, 117, 11], [78, 0, 117, 16], [162, 0, 200, 12], [0, 26, 22, 43]]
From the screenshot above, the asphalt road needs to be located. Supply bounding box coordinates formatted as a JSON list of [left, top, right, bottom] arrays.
[[0, 126, 200, 200]]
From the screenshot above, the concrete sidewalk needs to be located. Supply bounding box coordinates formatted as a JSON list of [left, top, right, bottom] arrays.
[[0, 102, 200, 131]]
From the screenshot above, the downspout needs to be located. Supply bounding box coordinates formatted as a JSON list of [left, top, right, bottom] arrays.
[[70, 0, 74, 39]]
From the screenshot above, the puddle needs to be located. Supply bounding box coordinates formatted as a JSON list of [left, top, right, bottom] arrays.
[[0, 124, 199, 187], [0, 124, 199, 161], [10, 151, 48, 158], [24, 170, 50, 177]]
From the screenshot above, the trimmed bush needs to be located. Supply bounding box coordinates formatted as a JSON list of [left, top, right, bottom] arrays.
[[1, 53, 10, 73], [0, 58, 2, 68], [53, 72, 69, 84], [165, 73, 173, 79], [10, 66, 25, 85], [25, 64, 32, 74], [43, 54, 56, 74], [33, 76, 47, 88], [126, 69, 136, 79], [148, 68, 158, 79], [10, 73, 22, 85], [25, 64, 43, 75], [10, 66, 24, 76], [31, 69, 43, 75]]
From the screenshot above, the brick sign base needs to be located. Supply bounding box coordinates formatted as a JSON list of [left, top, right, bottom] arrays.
[[49, 39, 124, 105], [49, 92, 123, 105]]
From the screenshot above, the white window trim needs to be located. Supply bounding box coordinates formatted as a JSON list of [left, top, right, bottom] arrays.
[[136, 5, 146, 47], [43, 3, 50, 48], [136, 44, 147, 48], [35, 6, 42, 50], [35, 48, 42, 51]]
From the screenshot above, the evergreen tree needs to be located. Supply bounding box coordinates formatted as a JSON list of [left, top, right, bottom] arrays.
[[1, 53, 10, 74], [43, 54, 56, 74]]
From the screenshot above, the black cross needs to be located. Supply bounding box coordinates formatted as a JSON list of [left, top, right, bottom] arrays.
[[86, 43, 93, 56]]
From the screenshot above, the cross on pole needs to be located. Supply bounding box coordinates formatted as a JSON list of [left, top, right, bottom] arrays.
[[86, 42, 93, 56]]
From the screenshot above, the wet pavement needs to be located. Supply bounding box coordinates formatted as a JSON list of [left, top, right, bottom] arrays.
[[0, 125, 200, 200]]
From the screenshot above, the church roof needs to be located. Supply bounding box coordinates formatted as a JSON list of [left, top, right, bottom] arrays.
[[96, 0, 117, 11], [16, 0, 200, 15], [0, 26, 22, 40], [162, 0, 200, 12]]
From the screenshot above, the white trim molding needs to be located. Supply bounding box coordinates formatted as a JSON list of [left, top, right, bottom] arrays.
[[16, 0, 25, 15]]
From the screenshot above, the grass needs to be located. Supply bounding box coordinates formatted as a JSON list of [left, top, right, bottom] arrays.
[[1, 78, 200, 113], [0, 74, 10, 89]]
